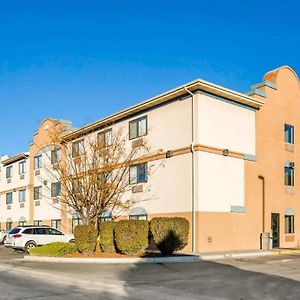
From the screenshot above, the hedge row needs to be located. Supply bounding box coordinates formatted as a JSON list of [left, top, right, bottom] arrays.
[[98, 217, 189, 255]]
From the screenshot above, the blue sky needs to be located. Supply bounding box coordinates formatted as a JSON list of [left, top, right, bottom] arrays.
[[0, 0, 299, 156]]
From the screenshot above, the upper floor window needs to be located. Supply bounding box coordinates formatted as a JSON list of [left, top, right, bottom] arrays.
[[6, 166, 12, 178], [19, 189, 26, 202], [34, 155, 42, 170], [98, 129, 112, 148], [6, 192, 13, 204], [34, 186, 42, 200], [51, 182, 61, 197], [129, 116, 147, 140], [19, 161, 26, 174], [51, 147, 61, 164], [285, 124, 294, 144], [72, 139, 84, 157], [129, 163, 148, 184], [285, 162, 295, 186]]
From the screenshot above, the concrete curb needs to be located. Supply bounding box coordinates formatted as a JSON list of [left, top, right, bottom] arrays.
[[24, 251, 273, 264]]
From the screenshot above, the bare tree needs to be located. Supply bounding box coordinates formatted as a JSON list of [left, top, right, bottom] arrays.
[[41, 126, 151, 229]]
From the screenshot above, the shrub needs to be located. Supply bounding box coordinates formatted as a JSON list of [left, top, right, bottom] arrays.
[[29, 242, 77, 257], [74, 224, 97, 255], [114, 220, 149, 255], [150, 217, 189, 255], [100, 221, 115, 253]]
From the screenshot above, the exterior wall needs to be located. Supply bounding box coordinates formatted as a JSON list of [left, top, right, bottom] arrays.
[[253, 67, 300, 249], [0, 156, 30, 227], [197, 93, 256, 155]]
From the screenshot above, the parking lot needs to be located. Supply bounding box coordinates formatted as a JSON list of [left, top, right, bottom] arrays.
[[1, 245, 300, 299]]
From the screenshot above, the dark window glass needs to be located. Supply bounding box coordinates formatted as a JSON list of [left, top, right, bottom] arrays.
[[285, 215, 295, 234], [285, 124, 294, 144], [35, 228, 47, 235], [285, 165, 295, 186], [23, 228, 33, 234], [9, 228, 21, 234]]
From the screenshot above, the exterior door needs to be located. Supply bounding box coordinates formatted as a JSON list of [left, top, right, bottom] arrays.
[[271, 213, 280, 248]]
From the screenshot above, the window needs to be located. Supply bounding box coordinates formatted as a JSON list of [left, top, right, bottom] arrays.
[[129, 116, 147, 140], [6, 192, 13, 204], [34, 186, 42, 200], [285, 124, 294, 144], [6, 222, 12, 231], [130, 163, 148, 184], [285, 162, 295, 186], [34, 155, 42, 170], [47, 228, 62, 235], [6, 166, 12, 178], [129, 207, 148, 220], [34, 220, 42, 226], [51, 182, 61, 197], [51, 147, 61, 164], [51, 219, 61, 231], [35, 228, 47, 235], [72, 217, 83, 232], [72, 139, 84, 157], [19, 189, 26, 202], [23, 228, 33, 234], [99, 210, 112, 223], [285, 215, 294, 234], [19, 218, 26, 226], [98, 129, 112, 148], [19, 161, 26, 174]]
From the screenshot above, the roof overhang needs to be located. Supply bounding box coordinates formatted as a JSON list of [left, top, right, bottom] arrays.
[[63, 79, 264, 142], [2, 152, 29, 166]]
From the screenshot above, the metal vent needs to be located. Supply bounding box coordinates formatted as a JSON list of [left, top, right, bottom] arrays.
[[166, 150, 173, 158], [223, 149, 229, 156]]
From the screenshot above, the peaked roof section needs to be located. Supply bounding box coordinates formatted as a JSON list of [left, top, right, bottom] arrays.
[[63, 78, 265, 141]]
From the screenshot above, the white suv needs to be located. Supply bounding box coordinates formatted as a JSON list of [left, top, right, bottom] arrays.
[[4, 226, 75, 253]]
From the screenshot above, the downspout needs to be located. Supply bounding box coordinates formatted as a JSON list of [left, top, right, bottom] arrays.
[[184, 87, 196, 253]]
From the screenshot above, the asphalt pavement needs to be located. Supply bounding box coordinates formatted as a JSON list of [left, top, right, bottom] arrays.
[[1, 245, 300, 299]]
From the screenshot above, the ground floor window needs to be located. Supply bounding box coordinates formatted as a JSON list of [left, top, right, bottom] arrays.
[[129, 207, 148, 221], [99, 210, 112, 223], [34, 220, 43, 226], [285, 215, 294, 234], [72, 217, 83, 232], [19, 221, 26, 226], [6, 221, 12, 231], [51, 219, 61, 231]]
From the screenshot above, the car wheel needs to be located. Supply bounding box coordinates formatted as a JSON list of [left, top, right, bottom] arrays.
[[69, 239, 75, 243], [2, 236, 6, 244], [25, 241, 36, 254]]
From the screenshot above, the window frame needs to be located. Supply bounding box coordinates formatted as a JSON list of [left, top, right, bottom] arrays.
[[129, 116, 147, 140], [51, 219, 61, 231], [97, 129, 112, 148], [34, 155, 42, 170], [34, 186, 42, 200], [19, 189, 26, 202], [72, 139, 84, 158], [285, 215, 295, 234], [129, 163, 148, 184], [19, 160, 26, 174], [51, 182, 61, 197], [6, 166, 12, 179], [284, 164, 295, 186], [51, 147, 61, 164], [284, 124, 294, 144], [6, 192, 13, 204]]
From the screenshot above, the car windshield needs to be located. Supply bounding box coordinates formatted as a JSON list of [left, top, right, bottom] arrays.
[[9, 228, 21, 234]]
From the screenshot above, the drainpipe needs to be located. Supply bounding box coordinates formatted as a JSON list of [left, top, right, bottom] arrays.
[[184, 87, 196, 253], [258, 175, 265, 232]]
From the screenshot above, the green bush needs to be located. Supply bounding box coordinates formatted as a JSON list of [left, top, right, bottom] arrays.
[[100, 221, 115, 253], [150, 217, 189, 255], [29, 242, 77, 257], [114, 220, 149, 255], [74, 224, 97, 255]]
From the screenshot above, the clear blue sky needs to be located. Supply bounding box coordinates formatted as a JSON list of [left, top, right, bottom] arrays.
[[0, 0, 299, 156]]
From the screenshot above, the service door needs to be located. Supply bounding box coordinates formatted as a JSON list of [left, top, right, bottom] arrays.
[[271, 213, 280, 248]]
